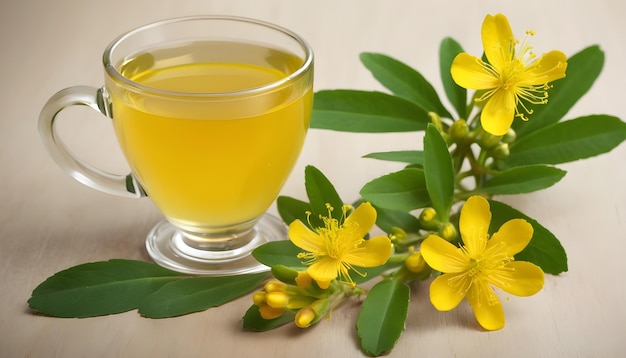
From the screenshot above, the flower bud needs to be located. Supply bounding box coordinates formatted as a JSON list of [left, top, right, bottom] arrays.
[[440, 223, 457, 242], [491, 143, 510, 160], [448, 119, 469, 142], [405, 251, 427, 273], [389, 227, 407, 242], [266, 291, 290, 308], [419, 208, 439, 230], [252, 291, 267, 306], [294, 299, 329, 328], [501, 128, 517, 143], [295, 307, 316, 328], [264, 280, 287, 293], [478, 131, 502, 149]]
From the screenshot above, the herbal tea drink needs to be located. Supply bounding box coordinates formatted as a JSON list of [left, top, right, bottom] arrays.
[[39, 16, 314, 275], [110, 41, 312, 231]]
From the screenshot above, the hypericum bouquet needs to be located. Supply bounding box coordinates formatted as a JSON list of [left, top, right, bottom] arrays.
[[28, 13, 626, 356]]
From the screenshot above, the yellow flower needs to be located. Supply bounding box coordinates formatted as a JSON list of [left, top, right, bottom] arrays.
[[288, 202, 393, 286], [451, 13, 567, 136], [420, 196, 544, 330]]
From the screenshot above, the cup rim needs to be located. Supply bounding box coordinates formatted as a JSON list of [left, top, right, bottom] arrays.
[[102, 15, 314, 98]]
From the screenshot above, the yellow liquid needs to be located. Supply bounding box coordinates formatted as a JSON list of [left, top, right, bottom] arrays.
[[108, 42, 312, 232]]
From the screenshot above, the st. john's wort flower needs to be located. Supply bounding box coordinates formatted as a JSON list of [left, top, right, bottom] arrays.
[[288, 202, 393, 288], [420, 195, 544, 330], [451, 13, 567, 136]]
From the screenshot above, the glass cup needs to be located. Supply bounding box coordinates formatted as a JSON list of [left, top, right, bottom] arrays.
[[39, 16, 314, 275]]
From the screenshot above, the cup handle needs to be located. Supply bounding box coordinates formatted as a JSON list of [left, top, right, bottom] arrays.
[[38, 85, 146, 198]]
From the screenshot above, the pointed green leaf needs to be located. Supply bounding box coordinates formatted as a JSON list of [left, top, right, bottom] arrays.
[[513, 45, 605, 137], [304, 165, 343, 222], [439, 37, 467, 118], [242, 304, 295, 331], [363, 150, 424, 165], [357, 279, 410, 356], [360, 168, 430, 212], [423, 124, 455, 221], [28, 259, 186, 318], [478, 165, 566, 195], [311, 90, 430, 132], [488, 200, 568, 274], [277, 195, 313, 227], [252, 240, 306, 269], [139, 273, 269, 318], [506, 115, 626, 167], [360, 52, 452, 118]]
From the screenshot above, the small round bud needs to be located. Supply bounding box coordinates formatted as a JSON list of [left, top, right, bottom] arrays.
[[419, 208, 439, 230], [405, 251, 427, 273], [389, 227, 407, 242], [448, 119, 469, 142], [478, 131, 502, 149], [491, 143, 510, 160], [440, 223, 457, 242], [502, 128, 517, 143], [252, 291, 267, 306]]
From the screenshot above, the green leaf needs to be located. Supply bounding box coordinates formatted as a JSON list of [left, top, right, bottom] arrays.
[[360, 168, 430, 211], [423, 124, 455, 221], [139, 273, 268, 318], [374, 206, 422, 234], [360, 52, 452, 118], [252, 240, 306, 269], [513, 45, 605, 137], [363, 150, 424, 165], [28, 259, 186, 318], [276, 195, 312, 227], [488, 200, 568, 274], [506, 115, 626, 167], [357, 279, 410, 356], [304, 165, 344, 222], [311, 90, 430, 132], [242, 304, 295, 331], [439, 37, 467, 118], [478, 165, 566, 195]]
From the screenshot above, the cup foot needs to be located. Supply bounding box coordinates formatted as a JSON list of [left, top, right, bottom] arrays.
[[145, 214, 286, 275]]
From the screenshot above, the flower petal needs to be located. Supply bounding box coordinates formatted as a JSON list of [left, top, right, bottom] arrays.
[[343, 202, 376, 238], [488, 218, 534, 257], [481, 13, 514, 72], [519, 50, 568, 85], [306, 257, 341, 282], [421, 234, 470, 273], [429, 274, 466, 311], [467, 282, 505, 330], [342, 235, 392, 268], [288, 220, 326, 254], [488, 261, 544, 296], [480, 89, 516, 136], [459, 196, 492, 256], [451, 53, 500, 90]]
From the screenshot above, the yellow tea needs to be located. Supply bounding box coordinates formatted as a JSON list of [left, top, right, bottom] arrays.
[[108, 41, 312, 232]]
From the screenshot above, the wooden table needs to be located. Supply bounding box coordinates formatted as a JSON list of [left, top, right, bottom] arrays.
[[2, 0, 625, 356]]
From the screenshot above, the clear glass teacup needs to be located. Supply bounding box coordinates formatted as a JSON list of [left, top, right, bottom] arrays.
[[39, 16, 314, 275]]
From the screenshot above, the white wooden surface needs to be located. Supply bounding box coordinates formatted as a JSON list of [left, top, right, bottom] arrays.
[[1, 1, 625, 357]]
